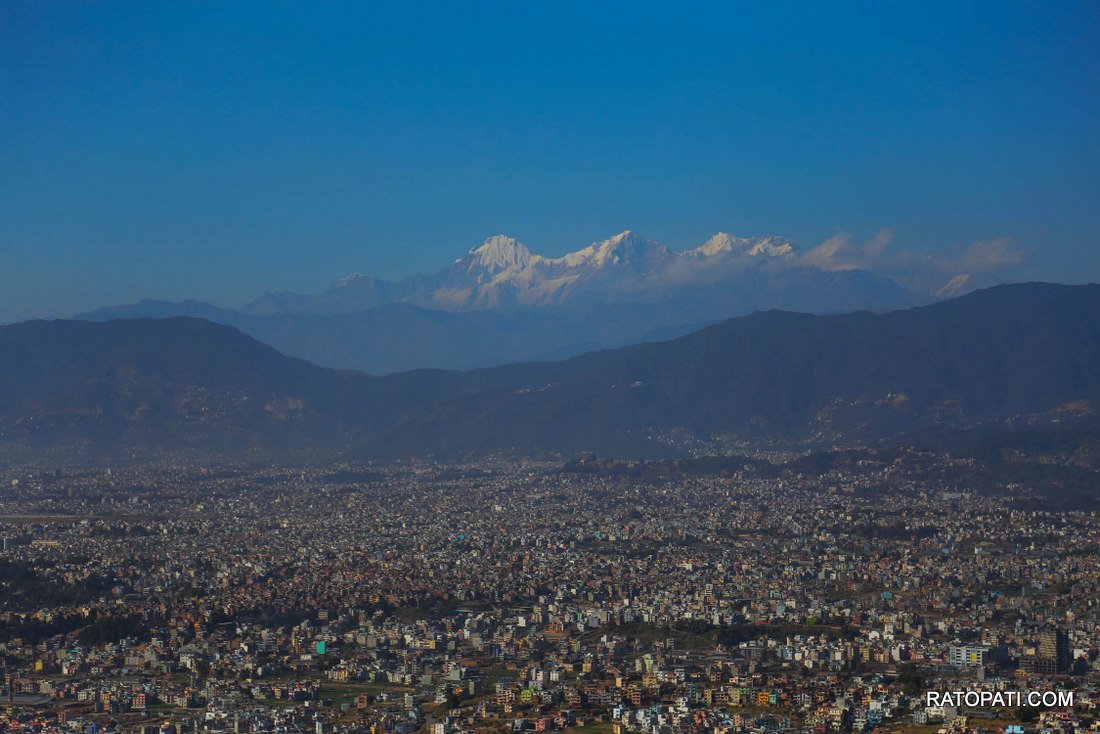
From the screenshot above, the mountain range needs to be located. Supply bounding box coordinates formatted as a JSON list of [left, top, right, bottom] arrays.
[[242, 231, 806, 314], [74, 231, 963, 373], [7, 282, 1099, 463]]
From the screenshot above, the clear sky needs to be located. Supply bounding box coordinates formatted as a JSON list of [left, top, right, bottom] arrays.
[[2, 1, 1098, 320]]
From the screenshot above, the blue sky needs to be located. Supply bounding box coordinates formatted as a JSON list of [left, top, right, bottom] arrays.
[[2, 1, 1098, 320]]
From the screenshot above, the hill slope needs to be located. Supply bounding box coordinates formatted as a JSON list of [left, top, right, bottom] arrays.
[[5, 283, 1100, 461], [365, 283, 1100, 456], [0, 318, 376, 459]]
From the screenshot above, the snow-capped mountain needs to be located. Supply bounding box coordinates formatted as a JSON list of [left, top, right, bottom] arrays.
[[459, 235, 537, 275], [689, 232, 796, 260], [440, 230, 677, 308], [243, 230, 810, 315]]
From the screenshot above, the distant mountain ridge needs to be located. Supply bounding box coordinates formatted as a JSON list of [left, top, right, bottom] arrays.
[[8, 283, 1100, 462], [239, 230, 915, 315], [75, 230, 938, 373]]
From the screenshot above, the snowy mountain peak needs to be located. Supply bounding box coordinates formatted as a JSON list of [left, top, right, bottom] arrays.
[[696, 232, 739, 257], [466, 235, 534, 273], [334, 272, 366, 288], [595, 230, 642, 261], [561, 230, 668, 268], [693, 233, 796, 259], [746, 236, 796, 259]]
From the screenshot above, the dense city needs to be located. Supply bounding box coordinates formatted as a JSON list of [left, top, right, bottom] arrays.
[[0, 455, 1097, 734]]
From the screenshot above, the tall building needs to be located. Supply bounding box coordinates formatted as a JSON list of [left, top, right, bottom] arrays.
[[1021, 626, 1069, 675]]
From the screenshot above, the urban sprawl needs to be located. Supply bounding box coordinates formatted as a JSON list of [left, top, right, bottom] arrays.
[[1, 457, 1098, 734]]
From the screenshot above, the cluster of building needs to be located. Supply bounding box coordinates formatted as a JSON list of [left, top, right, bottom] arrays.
[[0, 455, 1098, 734]]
